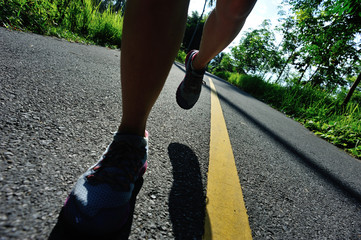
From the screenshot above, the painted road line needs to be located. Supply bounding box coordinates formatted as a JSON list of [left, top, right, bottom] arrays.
[[203, 78, 252, 240]]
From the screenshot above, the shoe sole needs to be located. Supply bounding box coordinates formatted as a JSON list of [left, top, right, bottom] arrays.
[[176, 50, 200, 110], [48, 176, 144, 240]]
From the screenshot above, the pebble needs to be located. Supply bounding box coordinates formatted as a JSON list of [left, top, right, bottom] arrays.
[[40, 140, 53, 146], [4, 152, 14, 156]]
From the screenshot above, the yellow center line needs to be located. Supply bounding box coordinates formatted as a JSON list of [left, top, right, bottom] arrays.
[[203, 77, 252, 240]]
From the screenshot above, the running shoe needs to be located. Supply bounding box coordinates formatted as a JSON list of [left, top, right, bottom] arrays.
[[59, 131, 148, 236], [176, 50, 206, 110]]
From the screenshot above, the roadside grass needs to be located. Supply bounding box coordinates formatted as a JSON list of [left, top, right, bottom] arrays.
[[223, 72, 361, 159], [0, 0, 123, 48]]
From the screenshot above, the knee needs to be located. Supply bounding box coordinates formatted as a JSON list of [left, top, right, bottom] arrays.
[[217, 0, 257, 22]]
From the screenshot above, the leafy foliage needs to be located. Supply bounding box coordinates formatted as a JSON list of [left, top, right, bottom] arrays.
[[176, 50, 187, 63], [282, 0, 361, 90], [230, 20, 283, 76], [181, 11, 207, 52], [0, 0, 123, 48]]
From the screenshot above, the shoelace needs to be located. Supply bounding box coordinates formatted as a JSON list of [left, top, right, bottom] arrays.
[[184, 69, 204, 92], [86, 140, 146, 191]]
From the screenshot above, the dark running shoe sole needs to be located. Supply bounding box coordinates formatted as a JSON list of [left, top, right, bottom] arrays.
[[176, 50, 205, 110], [48, 176, 144, 240]]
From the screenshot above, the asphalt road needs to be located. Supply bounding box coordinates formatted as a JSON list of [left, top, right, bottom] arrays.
[[1, 27, 361, 240]]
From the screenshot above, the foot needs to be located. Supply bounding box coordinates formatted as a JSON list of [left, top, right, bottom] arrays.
[[60, 131, 148, 236], [176, 50, 206, 110]]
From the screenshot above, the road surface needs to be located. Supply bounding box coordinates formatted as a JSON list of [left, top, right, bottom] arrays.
[[1, 27, 361, 239]]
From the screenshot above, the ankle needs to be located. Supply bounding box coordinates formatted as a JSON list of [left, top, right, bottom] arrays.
[[117, 125, 146, 137], [191, 54, 207, 71]]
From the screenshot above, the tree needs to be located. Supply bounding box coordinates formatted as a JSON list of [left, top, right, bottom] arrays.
[[208, 53, 226, 72], [182, 11, 207, 52], [283, 0, 361, 92], [186, 0, 208, 52], [230, 20, 282, 76], [274, 11, 303, 83]]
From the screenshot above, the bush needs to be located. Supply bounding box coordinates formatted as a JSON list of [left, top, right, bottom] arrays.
[[176, 50, 187, 63], [227, 73, 267, 97], [213, 71, 231, 80], [228, 72, 241, 85]]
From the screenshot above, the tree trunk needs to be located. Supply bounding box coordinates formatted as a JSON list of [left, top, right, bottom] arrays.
[[342, 71, 361, 106], [275, 50, 295, 83], [297, 62, 310, 84], [309, 64, 321, 86]]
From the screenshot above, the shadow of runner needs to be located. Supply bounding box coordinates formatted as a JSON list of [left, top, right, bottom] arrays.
[[168, 143, 206, 240]]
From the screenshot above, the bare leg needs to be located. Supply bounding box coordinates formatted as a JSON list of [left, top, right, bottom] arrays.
[[192, 0, 257, 70], [118, 0, 190, 136]]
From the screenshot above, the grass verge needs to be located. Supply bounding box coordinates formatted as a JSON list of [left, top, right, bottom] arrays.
[[0, 0, 123, 48], [223, 72, 361, 159]]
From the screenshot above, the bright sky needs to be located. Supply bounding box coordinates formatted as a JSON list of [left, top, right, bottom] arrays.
[[188, 0, 284, 52]]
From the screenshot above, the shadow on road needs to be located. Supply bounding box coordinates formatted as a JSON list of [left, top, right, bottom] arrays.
[[168, 143, 206, 240]]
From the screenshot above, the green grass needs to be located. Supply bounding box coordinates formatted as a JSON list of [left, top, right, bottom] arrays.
[[0, 0, 123, 48], [222, 72, 361, 159]]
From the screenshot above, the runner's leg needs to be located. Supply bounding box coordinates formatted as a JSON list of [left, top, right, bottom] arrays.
[[192, 0, 257, 70], [118, 0, 190, 136]]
